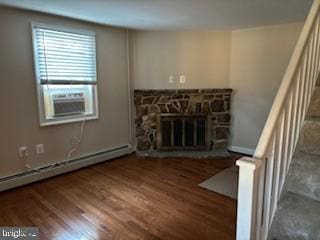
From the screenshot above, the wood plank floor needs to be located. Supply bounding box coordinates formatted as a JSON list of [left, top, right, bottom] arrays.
[[0, 154, 239, 240]]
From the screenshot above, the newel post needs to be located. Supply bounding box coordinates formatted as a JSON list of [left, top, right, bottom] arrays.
[[236, 157, 263, 240]]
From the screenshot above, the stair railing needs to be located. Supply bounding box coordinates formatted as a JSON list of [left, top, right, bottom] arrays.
[[236, 0, 320, 239]]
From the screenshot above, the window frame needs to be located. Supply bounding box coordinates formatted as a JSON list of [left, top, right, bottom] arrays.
[[31, 22, 99, 127]]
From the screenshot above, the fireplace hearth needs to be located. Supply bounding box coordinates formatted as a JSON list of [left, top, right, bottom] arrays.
[[134, 89, 232, 152]]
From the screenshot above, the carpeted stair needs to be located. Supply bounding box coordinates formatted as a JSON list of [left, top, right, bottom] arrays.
[[269, 84, 320, 240]]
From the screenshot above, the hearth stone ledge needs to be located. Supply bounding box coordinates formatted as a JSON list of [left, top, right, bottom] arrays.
[[136, 150, 231, 159], [135, 88, 232, 96], [134, 88, 232, 153]]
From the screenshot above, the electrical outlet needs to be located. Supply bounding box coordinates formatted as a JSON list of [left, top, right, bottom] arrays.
[[19, 146, 28, 158], [36, 144, 44, 154], [179, 75, 186, 84], [169, 75, 174, 84]]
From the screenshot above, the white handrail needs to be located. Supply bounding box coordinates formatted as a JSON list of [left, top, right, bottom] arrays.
[[236, 0, 320, 239]]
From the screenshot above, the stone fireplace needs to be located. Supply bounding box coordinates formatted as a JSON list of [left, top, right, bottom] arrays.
[[134, 89, 232, 152]]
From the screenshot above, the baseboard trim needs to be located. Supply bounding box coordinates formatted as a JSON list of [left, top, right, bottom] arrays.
[[0, 144, 134, 192], [228, 146, 255, 156]]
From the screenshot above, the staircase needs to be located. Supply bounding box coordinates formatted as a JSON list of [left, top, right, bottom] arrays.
[[235, 0, 320, 239], [269, 83, 320, 240]]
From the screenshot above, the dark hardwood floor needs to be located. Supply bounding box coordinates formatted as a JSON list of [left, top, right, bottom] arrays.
[[0, 154, 239, 240]]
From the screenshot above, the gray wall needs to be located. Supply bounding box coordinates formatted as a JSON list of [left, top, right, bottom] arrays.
[[229, 23, 303, 153], [132, 30, 231, 89], [0, 7, 131, 177]]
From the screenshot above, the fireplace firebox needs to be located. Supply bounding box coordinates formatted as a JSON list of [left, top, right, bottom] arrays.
[[157, 114, 212, 150]]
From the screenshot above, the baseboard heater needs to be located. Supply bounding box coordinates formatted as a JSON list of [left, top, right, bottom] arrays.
[[0, 144, 134, 192]]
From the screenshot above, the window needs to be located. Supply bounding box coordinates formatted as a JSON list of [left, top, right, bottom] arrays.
[[32, 23, 98, 126]]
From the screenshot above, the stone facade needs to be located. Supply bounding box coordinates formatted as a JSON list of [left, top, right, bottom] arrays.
[[134, 89, 232, 151]]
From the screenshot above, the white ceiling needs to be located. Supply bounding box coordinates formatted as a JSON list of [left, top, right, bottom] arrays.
[[0, 0, 313, 30]]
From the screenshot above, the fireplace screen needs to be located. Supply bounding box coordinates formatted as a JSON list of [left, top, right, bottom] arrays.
[[157, 114, 212, 150]]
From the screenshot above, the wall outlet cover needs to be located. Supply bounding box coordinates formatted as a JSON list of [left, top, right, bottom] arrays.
[[19, 146, 28, 158], [36, 144, 44, 154], [179, 75, 186, 84]]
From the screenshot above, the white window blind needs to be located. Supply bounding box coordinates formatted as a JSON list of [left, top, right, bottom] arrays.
[[32, 23, 99, 126], [33, 26, 97, 85]]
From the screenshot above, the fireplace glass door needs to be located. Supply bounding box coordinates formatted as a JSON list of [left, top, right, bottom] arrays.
[[157, 114, 211, 150]]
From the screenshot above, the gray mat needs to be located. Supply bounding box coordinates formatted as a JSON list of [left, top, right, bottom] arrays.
[[199, 166, 239, 199]]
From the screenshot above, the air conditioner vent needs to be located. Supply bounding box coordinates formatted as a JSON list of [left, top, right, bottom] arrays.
[[52, 93, 85, 117]]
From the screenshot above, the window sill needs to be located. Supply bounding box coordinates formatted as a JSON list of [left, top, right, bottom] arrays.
[[39, 115, 98, 127]]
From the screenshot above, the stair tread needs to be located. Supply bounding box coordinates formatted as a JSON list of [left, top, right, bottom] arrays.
[[306, 116, 320, 121], [286, 151, 320, 202], [307, 87, 320, 118], [298, 120, 320, 155], [269, 192, 320, 240]]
